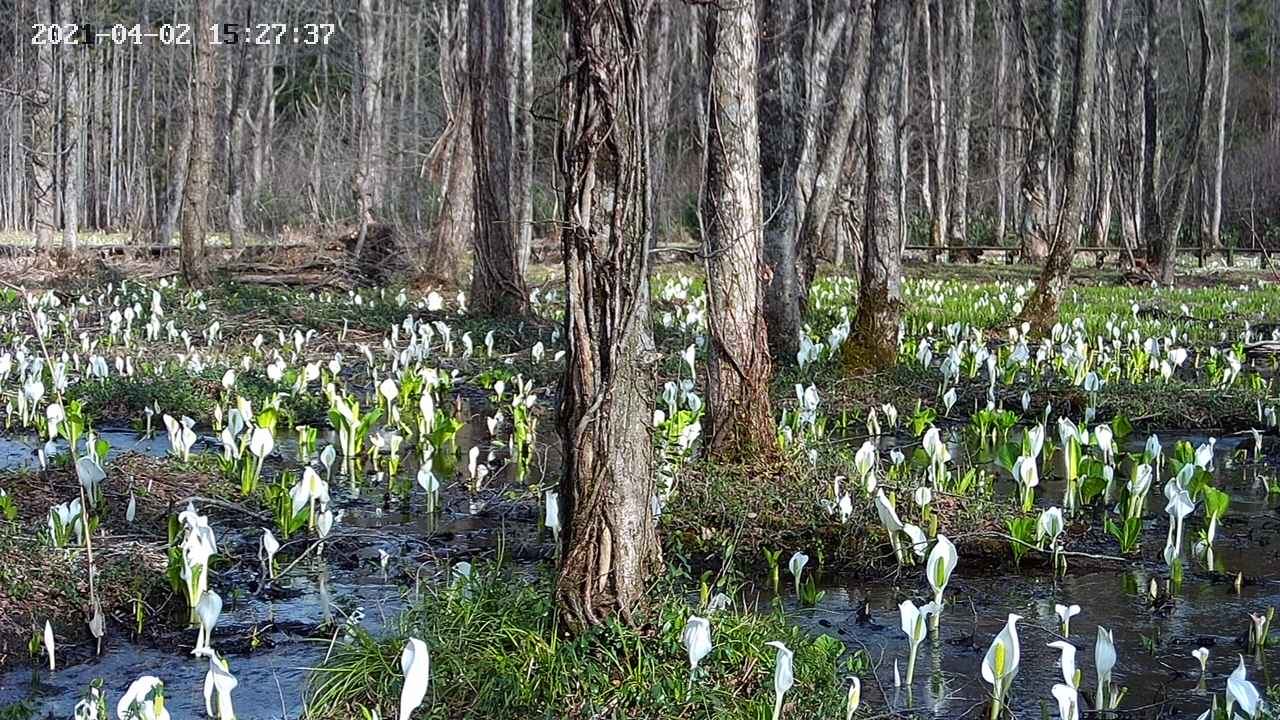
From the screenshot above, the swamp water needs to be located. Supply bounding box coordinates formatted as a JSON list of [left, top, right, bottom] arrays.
[[0, 426, 1276, 719]]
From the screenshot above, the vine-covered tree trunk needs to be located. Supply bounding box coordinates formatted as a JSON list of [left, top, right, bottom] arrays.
[[703, 0, 774, 457], [759, 0, 804, 359], [30, 0, 56, 249], [180, 0, 215, 287], [469, 0, 529, 315], [844, 0, 907, 371], [1018, 0, 1101, 333], [556, 0, 659, 632]]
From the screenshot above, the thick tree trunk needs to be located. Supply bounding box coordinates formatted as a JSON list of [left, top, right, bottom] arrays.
[[798, 0, 872, 287], [947, 0, 976, 257], [59, 0, 81, 253], [423, 0, 474, 285], [759, 0, 805, 359], [844, 0, 907, 372], [30, 0, 56, 249], [1018, 0, 1100, 333], [469, 0, 530, 314], [181, 0, 216, 286], [703, 0, 774, 458], [555, 0, 659, 632]]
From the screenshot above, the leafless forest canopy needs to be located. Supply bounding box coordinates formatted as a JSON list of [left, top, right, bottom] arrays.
[[0, 0, 1277, 269]]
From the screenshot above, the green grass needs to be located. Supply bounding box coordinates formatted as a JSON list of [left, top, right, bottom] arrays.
[[306, 564, 859, 720]]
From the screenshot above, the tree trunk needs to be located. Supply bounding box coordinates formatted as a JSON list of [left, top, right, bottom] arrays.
[[181, 0, 216, 287], [353, 0, 388, 260], [512, 0, 534, 269], [759, 0, 805, 359], [648, 1, 674, 238], [469, 0, 530, 314], [1153, 0, 1212, 284], [555, 0, 659, 632], [1013, 0, 1060, 263], [227, 27, 254, 248], [703, 0, 774, 458], [1209, 0, 1229, 253], [1018, 0, 1101, 333], [995, 0, 1010, 246], [1140, 0, 1164, 269], [923, 0, 949, 261], [59, 0, 81, 253], [844, 0, 907, 371], [424, 0, 474, 285], [30, 0, 56, 249], [947, 0, 976, 257], [798, 0, 872, 287]]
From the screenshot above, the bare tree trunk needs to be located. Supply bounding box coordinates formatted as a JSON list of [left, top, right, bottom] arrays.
[[248, 42, 275, 201], [555, 0, 659, 632], [1018, 0, 1101, 332], [844, 0, 907, 371], [30, 0, 56, 249], [513, 0, 534, 268], [995, 0, 1011, 246], [1013, 0, 1061, 262], [58, 0, 80, 253], [947, 0, 975, 258], [759, 0, 804, 358], [469, 0, 529, 314], [798, 0, 872, 286], [1140, 0, 1164, 269], [424, 0, 474, 284], [181, 0, 216, 287], [703, 0, 774, 458], [353, 0, 387, 259], [648, 1, 674, 238], [923, 0, 949, 261], [793, 6, 847, 223], [1209, 0, 1230, 252], [227, 26, 254, 248], [1153, 0, 1212, 284]]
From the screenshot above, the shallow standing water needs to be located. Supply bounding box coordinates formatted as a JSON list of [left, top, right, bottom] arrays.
[[1, 425, 1276, 718]]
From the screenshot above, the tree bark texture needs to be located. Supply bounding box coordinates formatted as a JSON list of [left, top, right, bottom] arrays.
[[798, 0, 872, 290], [1018, 0, 1100, 333], [58, 0, 81, 253], [844, 0, 907, 372], [759, 0, 805, 359], [555, 0, 660, 632], [30, 0, 56, 249], [180, 0, 215, 286], [424, 0, 474, 284], [703, 0, 775, 458], [469, 0, 530, 315], [1209, 0, 1229, 252], [1153, 0, 1212, 284], [947, 0, 975, 257]]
